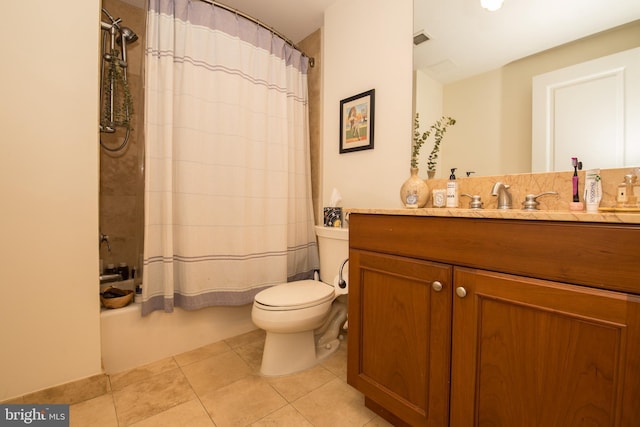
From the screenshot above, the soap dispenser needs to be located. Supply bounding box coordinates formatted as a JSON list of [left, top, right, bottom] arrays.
[[617, 174, 638, 207], [446, 168, 459, 208], [628, 175, 639, 207], [634, 169, 640, 207]]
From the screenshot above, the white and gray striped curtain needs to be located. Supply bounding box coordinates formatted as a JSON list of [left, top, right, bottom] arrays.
[[142, 0, 319, 315]]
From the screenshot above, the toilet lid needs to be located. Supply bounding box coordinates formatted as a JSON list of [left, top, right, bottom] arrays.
[[255, 280, 335, 310]]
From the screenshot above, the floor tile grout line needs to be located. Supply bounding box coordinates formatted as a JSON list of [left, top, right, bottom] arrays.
[[263, 379, 341, 427], [111, 360, 201, 426], [104, 373, 123, 426], [177, 332, 271, 426], [174, 355, 218, 426], [223, 332, 322, 426], [110, 392, 123, 427], [225, 336, 286, 425]]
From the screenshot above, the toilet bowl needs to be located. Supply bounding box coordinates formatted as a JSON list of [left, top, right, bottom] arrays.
[[251, 225, 349, 376]]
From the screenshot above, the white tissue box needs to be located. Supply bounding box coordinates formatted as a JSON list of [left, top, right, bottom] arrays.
[[323, 207, 343, 227]]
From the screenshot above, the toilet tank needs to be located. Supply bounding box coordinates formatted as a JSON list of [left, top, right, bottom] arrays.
[[314, 225, 349, 284]]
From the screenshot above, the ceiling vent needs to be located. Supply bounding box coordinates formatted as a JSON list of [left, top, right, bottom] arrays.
[[413, 32, 430, 46]]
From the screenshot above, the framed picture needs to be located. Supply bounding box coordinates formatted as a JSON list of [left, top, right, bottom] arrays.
[[339, 89, 375, 154]]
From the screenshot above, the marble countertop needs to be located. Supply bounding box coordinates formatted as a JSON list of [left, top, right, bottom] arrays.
[[346, 207, 640, 224], [343, 167, 640, 224]]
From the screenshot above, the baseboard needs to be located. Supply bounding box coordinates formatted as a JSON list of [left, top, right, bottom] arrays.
[[1, 373, 109, 405]]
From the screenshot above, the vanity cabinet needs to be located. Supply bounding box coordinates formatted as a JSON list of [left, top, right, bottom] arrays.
[[347, 213, 640, 427], [451, 267, 640, 426], [347, 250, 452, 426]]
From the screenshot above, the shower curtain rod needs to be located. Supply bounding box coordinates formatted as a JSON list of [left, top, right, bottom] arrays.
[[197, 0, 315, 67]]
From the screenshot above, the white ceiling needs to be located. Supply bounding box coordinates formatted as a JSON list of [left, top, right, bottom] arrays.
[[121, 0, 640, 83]]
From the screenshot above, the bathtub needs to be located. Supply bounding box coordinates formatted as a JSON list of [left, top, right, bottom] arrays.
[[100, 280, 256, 374]]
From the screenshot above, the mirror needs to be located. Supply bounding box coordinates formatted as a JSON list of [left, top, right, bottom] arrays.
[[413, 1, 640, 177]]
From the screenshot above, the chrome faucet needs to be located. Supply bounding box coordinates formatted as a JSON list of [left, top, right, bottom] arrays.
[[100, 231, 112, 253], [491, 182, 512, 209]]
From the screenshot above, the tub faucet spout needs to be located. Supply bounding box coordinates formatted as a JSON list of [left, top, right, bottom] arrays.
[[100, 273, 122, 284], [100, 231, 112, 253], [491, 182, 512, 209]]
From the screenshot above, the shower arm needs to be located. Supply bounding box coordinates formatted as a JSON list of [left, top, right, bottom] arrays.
[[101, 8, 121, 30], [100, 20, 118, 31]]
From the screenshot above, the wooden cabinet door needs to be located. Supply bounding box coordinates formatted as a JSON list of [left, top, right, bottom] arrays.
[[347, 249, 452, 427], [451, 267, 640, 427]]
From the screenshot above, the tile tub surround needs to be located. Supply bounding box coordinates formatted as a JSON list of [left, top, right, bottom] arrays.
[[352, 167, 640, 223]]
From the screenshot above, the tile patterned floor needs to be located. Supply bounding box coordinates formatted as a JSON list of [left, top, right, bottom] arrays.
[[70, 329, 393, 426]]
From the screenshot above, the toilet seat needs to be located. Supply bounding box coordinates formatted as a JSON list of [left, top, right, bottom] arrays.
[[254, 280, 334, 311]]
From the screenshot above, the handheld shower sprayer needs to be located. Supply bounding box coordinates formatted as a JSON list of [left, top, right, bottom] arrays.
[[119, 27, 138, 43], [118, 27, 138, 66]]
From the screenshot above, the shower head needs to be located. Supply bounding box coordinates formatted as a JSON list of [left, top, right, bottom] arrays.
[[118, 26, 138, 64], [119, 27, 138, 43]]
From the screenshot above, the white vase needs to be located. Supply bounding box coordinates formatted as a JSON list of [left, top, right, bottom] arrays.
[[400, 168, 429, 208]]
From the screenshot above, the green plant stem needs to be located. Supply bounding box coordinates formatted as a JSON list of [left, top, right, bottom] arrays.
[[426, 117, 456, 171], [101, 49, 134, 131], [410, 114, 456, 171]]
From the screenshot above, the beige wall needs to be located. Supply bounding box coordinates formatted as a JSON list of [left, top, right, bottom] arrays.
[[442, 70, 504, 178], [0, 0, 103, 401], [440, 20, 640, 177], [322, 0, 413, 209]]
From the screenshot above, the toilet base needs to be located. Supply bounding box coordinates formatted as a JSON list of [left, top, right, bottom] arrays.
[[259, 331, 341, 376]]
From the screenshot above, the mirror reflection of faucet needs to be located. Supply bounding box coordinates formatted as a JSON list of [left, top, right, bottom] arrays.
[[461, 193, 484, 209], [491, 182, 512, 209]]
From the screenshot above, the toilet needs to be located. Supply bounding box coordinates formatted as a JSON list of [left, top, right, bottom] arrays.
[[251, 225, 349, 376]]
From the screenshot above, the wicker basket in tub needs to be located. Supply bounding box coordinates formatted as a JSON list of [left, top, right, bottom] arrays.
[[101, 287, 134, 309]]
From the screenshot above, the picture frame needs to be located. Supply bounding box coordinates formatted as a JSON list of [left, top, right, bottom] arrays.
[[339, 89, 375, 154]]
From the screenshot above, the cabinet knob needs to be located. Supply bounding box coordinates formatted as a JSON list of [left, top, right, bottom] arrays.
[[456, 287, 467, 298], [432, 281, 443, 292]]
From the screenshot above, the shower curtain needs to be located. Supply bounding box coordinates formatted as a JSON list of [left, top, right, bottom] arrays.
[[142, 0, 319, 315]]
